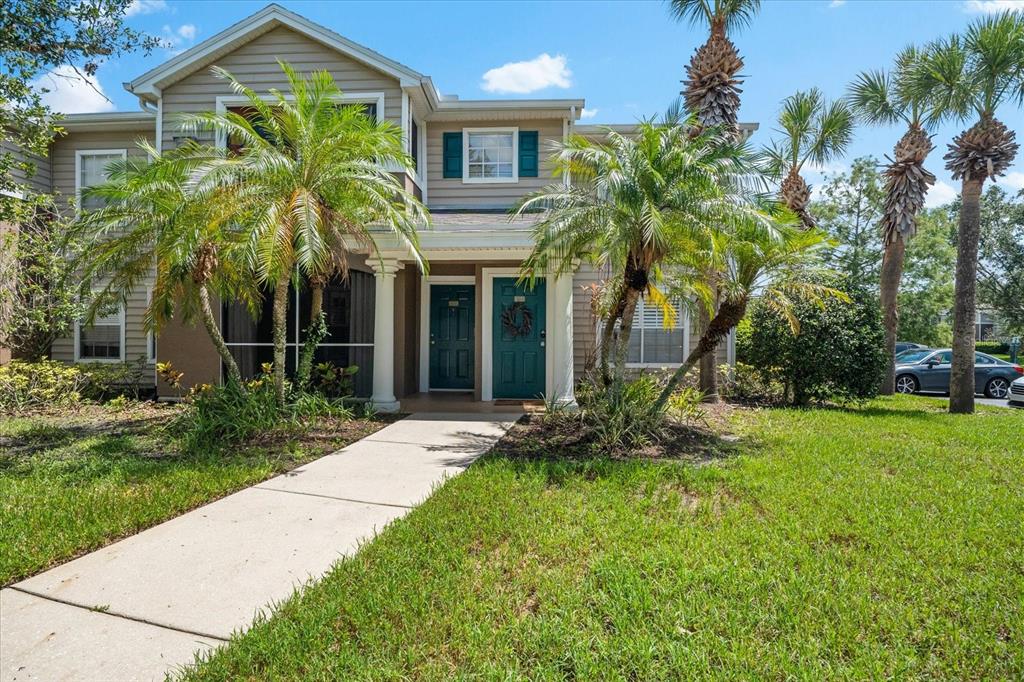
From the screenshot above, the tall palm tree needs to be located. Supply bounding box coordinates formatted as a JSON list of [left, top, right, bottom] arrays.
[[910, 14, 1024, 413], [653, 216, 845, 410], [182, 62, 428, 407], [670, 0, 761, 401], [515, 114, 766, 387], [79, 142, 256, 387], [669, 0, 761, 133], [762, 88, 855, 229], [848, 47, 944, 395]]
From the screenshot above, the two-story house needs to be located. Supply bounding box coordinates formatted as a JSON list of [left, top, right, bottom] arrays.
[[23, 4, 742, 411]]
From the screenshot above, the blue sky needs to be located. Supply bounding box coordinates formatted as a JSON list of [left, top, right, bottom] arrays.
[[37, 0, 1024, 204]]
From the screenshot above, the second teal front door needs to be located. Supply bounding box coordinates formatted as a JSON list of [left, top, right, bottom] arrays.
[[493, 278, 546, 399], [430, 284, 475, 390]]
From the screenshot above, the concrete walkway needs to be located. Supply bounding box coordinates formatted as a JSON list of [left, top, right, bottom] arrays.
[[1, 412, 520, 682]]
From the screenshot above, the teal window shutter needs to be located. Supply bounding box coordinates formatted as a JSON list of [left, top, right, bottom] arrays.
[[443, 132, 462, 178], [519, 131, 538, 177]]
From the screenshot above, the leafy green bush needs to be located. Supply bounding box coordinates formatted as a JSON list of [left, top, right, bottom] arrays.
[[976, 340, 1009, 355], [575, 375, 669, 450], [721, 362, 784, 404], [78, 357, 152, 400], [744, 278, 886, 405], [309, 362, 359, 399], [0, 360, 88, 412]]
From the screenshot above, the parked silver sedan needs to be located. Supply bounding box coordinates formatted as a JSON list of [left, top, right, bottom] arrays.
[[1010, 376, 1024, 408], [894, 349, 1024, 399]]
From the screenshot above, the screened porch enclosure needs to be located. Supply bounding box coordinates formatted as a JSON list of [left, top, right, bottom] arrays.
[[222, 272, 375, 397]]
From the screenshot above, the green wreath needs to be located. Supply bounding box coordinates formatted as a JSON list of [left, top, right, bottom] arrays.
[[501, 302, 533, 337]]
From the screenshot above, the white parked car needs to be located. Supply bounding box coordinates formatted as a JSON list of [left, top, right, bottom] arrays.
[[1010, 375, 1024, 409]]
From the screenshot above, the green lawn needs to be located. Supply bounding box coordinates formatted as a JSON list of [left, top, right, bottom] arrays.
[[0, 403, 386, 585], [182, 396, 1024, 680]]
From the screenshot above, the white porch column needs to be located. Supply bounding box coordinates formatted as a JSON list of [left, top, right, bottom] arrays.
[[371, 259, 400, 413], [551, 265, 578, 409]]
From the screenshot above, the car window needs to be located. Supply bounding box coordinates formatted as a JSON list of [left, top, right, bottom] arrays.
[[899, 350, 932, 363], [975, 353, 994, 364], [931, 351, 953, 364]]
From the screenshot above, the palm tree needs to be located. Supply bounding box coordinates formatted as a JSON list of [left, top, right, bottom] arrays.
[[182, 62, 428, 407], [669, 0, 761, 133], [848, 47, 944, 395], [79, 142, 256, 386], [670, 0, 761, 401], [909, 13, 1024, 413], [762, 88, 855, 229], [514, 114, 767, 387], [653, 215, 846, 410]]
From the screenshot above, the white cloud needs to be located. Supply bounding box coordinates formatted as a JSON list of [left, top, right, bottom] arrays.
[[998, 170, 1024, 192], [481, 53, 572, 94], [925, 180, 958, 208], [32, 65, 115, 114], [580, 107, 598, 119], [177, 24, 196, 40], [125, 0, 167, 16], [963, 0, 1024, 13], [829, 0, 846, 7]]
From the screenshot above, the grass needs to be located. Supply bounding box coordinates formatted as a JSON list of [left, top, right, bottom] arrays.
[[0, 402, 387, 585], [181, 396, 1024, 680]]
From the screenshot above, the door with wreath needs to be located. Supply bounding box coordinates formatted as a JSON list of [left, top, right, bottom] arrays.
[[492, 278, 546, 399]]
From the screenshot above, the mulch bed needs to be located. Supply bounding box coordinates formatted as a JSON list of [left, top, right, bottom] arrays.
[[491, 402, 742, 463]]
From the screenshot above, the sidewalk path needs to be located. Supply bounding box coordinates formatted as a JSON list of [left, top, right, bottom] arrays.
[[1, 413, 520, 681]]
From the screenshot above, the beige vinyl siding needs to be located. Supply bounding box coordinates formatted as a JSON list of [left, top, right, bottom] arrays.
[[49, 130, 156, 381], [426, 118, 563, 210], [2, 140, 51, 196], [160, 26, 403, 151], [48, 130, 154, 216]]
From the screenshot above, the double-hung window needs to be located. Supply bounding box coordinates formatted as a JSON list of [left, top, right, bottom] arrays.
[[76, 300, 124, 362], [76, 150, 125, 212], [464, 128, 517, 182], [626, 299, 687, 366]]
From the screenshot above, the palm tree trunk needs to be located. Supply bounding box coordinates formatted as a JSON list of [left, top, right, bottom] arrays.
[[878, 235, 906, 395], [197, 283, 242, 387], [654, 297, 747, 411], [949, 177, 983, 414], [599, 287, 627, 386], [296, 282, 324, 390], [612, 287, 641, 384], [271, 271, 291, 408], [697, 297, 719, 403]]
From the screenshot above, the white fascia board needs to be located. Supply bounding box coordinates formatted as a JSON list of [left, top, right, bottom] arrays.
[[125, 4, 424, 99]]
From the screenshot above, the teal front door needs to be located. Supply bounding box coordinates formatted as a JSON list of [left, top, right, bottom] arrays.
[[430, 284, 475, 390], [493, 278, 546, 399]]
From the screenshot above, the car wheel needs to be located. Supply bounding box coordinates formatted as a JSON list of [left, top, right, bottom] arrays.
[[895, 375, 918, 394], [985, 377, 1010, 399]]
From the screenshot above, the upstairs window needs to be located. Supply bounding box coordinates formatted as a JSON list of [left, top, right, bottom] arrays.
[[76, 150, 125, 212], [464, 128, 517, 183]]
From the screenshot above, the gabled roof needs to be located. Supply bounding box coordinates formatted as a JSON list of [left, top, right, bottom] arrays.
[[124, 3, 425, 100]]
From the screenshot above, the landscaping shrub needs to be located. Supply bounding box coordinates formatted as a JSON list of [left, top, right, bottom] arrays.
[[744, 278, 886, 405], [574, 375, 669, 450], [78, 357, 152, 400], [976, 340, 1009, 355], [0, 360, 89, 412], [721, 361, 785, 404]]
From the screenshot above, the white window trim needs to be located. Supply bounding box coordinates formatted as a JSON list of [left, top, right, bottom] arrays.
[[213, 92, 386, 150], [74, 301, 126, 363], [462, 126, 519, 185], [75, 149, 127, 216]]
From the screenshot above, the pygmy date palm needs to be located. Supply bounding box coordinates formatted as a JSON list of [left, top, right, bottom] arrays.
[[848, 46, 945, 395], [909, 13, 1024, 413], [182, 62, 428, 407]]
